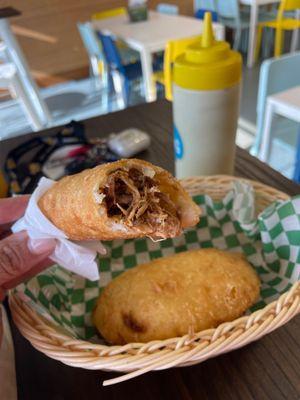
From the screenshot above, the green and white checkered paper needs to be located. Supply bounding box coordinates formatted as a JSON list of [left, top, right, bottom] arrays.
[[14, 181, 300, 341]]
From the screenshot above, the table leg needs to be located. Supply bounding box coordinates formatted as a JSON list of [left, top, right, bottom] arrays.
[[259, 100, 274, 162], [215, 25, 225, 41], [10, 69, 45, 131], [140, 48, 156, 102], [247, 3, 259, 68], [291, 9, 300, 53], [0, 19, 51, 126]]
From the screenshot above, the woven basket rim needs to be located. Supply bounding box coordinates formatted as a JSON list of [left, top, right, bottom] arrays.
[[9, 175, 300, 385]]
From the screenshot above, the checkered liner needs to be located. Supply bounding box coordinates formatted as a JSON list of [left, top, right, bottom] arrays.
[[14, 181, 300, 341]]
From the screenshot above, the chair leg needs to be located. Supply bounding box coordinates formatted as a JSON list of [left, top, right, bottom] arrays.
[[112, 71, 126, 109], [241, 29, 249, 54], [115, 74, 130, 108], [233, 28, 242, 50], [122, 79, 130, 107], [90, 56, 101, 90], [255, 25, 263, 61], [274, 28, 283, 57], [262, 28, 271, 59], [291, 28, 299, 53], [101, 68, 110, 112], [267, 28, 275, 58], [90, 55, 100, 78], [10, 72, 45, 130], [258, 100, 275, 163], [293, 128, 300, 183]]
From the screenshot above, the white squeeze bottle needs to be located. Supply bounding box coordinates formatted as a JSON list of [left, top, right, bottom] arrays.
[[171, 13, 242, 178]]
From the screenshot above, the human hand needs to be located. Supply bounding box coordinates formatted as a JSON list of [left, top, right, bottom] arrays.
[[0, 196, 56, 345]]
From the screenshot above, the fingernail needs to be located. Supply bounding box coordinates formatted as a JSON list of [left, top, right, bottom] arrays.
[[28, 239, 56, 255]]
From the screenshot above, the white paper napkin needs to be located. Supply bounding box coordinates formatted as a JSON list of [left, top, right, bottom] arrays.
[[12, 177, 106, 281]]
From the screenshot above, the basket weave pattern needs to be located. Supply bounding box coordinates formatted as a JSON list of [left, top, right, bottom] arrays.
[[9, 176, 300, 385]]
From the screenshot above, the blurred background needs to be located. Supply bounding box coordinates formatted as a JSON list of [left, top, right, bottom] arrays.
[[0, 0, 299, 182]]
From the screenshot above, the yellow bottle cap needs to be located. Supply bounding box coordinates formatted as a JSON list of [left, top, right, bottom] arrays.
[[173, 12, 242, 91]]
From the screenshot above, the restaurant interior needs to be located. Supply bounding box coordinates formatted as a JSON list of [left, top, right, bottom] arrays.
[[0, 1, 299, 399]]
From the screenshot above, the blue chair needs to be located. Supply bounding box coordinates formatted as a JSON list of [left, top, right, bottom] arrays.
[[195, 8, 218, 22], [214, 0, 275, 52], [98, 32, 162, 107], [214, 0, 252, 50], [195, 0, 249, 50], [77, 22, 107, 88], [156, 3, 179, 15], [251, 53, 300, 168], [194, 0, 218, 21]]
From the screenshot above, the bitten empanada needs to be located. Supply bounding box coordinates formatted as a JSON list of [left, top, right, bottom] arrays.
[[38, 159, 200, 241]]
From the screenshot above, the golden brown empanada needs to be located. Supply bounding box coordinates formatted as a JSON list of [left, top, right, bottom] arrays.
[[93, 248, 260, 344], [38, 159, 200, 241]]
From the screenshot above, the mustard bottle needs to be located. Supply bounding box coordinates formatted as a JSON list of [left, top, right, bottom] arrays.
[[172, 13, 242, 178]]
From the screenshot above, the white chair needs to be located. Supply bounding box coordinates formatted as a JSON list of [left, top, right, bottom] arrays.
[[194, 0, 215, 12], [259, 86, 300, 162], [252, 52, 300, 159], [0, 63, 45, 131], [77, 22, 108, 90]]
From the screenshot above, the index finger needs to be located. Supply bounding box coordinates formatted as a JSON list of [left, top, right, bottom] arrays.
[[0, 195, 30, 225]]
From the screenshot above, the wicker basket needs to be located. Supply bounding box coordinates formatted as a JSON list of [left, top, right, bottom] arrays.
[[9, 176, 300, 386]]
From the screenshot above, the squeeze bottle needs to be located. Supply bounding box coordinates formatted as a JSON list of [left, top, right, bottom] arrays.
[[172, 13, 242, 178]]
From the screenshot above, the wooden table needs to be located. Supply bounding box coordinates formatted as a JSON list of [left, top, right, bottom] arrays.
[[1, 100, 300, 400], [92, 11, 224, 102]]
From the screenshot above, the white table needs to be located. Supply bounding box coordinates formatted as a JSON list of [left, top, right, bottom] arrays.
[[92, 11, 224, 102], [240, 0, 280, 68], [259, 85, 300, 162]]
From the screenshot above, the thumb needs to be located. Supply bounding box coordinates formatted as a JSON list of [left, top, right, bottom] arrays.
[[0, 231, 56, 289]]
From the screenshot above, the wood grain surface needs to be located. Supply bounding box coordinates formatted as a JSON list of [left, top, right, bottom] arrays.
[[2, 100, 300, 400]]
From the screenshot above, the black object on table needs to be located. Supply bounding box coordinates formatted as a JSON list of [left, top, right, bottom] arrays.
[[1, 100, 300, 400], [3, 120, 118, 195], [0, 7, 21, 19]]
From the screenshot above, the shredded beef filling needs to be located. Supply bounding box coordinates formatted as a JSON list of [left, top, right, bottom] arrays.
[[102, 168, 180, 237]]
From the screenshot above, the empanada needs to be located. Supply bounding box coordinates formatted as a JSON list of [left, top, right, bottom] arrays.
[[38, 159, 200, 240], [93, 248, 260, 344]]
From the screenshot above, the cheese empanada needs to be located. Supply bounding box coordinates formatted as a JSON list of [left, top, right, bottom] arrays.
[[93, 248, 260, 344]]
